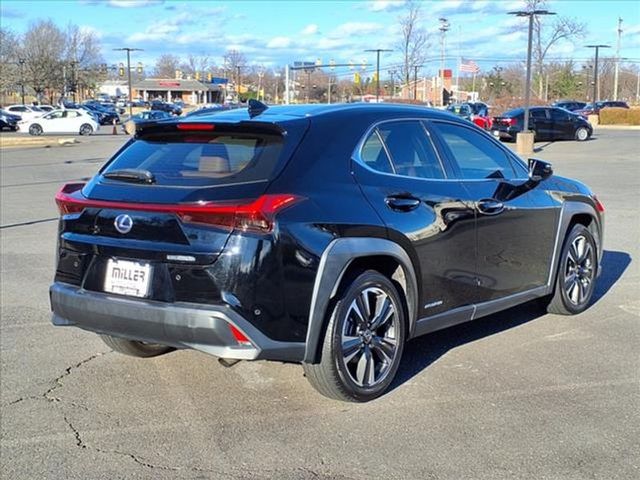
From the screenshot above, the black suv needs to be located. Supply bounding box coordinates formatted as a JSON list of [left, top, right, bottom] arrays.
[[50, 103, 604, 401]]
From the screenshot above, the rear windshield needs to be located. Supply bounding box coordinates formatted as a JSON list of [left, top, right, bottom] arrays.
[[102, 132, 284, 187], [503, 108, 523, 117]]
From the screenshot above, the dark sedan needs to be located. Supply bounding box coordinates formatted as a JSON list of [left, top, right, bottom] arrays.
[[81, 103, 120, 125], [0, 109, 22, 131], [492, 106, 592, 142], [575, 100, 630, 116], [122, 110, 172, 134], [150, 100, 182, 116], [552, 100, 587, 112]]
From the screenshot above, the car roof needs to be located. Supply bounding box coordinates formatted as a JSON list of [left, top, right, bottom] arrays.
[[176, 103, 457, 125]]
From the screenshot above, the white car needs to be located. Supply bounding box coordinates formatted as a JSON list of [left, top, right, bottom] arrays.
[[4, 104, 46, 122], [19, 109, 99, 136]]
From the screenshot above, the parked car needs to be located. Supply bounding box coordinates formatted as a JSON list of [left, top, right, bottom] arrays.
[[551, 100, 587, 112], [81, 103, 120, 125], [150, 100, 182, 115], [185, 104, 239, 117], [492, 106, 592, 142], [50, 102, 604, 402], [122, 109, 172, 134], [4, 104, 46, 122], [37, 105, 56, 113], [19, 109, 99, 136], [0, 109, 22, 131], [446, 102, 492, 130], [575, 100, 630, 116]]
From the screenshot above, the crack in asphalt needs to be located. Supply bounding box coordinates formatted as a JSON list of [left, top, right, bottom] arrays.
[[43, 351, 110, 403]]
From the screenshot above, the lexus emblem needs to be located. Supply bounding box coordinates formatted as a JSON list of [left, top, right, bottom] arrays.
[[114, 214, 133, 234]]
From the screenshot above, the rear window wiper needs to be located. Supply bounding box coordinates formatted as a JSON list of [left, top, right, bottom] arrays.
[[103, 169, 156, 184]]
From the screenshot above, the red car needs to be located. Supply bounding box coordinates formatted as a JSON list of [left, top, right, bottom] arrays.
[[446, 102, 493, 130]]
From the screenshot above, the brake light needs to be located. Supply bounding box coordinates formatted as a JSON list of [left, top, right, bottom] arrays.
[[228, 324, 252, 346], [593, 195, 605, 213], [508, 118, 518, 126], [176, 123, 215, 131], [55, 182, 86, 214], [54, 182, 301, 233]]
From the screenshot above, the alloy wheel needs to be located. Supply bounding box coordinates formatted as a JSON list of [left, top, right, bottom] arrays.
[[340, 287, 399, 388], [563, 234, 595, 306]]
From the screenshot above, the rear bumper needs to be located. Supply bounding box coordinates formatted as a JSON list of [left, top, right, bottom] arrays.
[[50, 283, 304, 362]]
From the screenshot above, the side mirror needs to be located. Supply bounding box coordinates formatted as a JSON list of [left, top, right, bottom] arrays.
[[528, 158, 553, 183]]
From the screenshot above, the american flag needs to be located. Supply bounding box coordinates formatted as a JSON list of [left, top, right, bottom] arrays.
[[460, 59, 480, 74]]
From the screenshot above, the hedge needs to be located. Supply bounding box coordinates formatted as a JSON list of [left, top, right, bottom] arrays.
[[599, 107, 640, 125]]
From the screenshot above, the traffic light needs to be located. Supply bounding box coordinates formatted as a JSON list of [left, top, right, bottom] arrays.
[[354, 72, 361, 84], [207, 72, 212, 82], [136, 62, 143, 74], [118, 63, 125, 77], [373, 72, 378, 83], [100, 63, 108, 75], [195, 71, 201, 81]]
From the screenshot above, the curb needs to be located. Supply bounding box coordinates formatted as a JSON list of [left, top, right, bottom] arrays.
[[0, 136, 81, 148], [594, 125, 640, 130]]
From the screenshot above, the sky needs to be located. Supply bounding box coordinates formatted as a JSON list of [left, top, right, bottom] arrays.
[[2, 0, 639, 79]]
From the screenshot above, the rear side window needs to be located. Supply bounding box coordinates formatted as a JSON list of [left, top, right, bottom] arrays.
[[360, 129, 394, 174], [102, 132, 284, 187]]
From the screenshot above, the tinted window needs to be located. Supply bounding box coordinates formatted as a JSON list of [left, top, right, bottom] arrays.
[[530, 109, 547, 119], [504, 108, 523, 117], [377, 121, 445, 179], [432, 122, 516, 180], [102, 131, 284, 187], [550, 109, 570, 121], [360, 129, 394, 174]]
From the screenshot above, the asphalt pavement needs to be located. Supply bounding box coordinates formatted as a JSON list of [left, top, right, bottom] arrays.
[[1, 128, 639, 479]]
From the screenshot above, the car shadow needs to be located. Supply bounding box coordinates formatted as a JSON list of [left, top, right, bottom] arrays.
[[388, 249, 631, 394], [533, 141, 554, 152]]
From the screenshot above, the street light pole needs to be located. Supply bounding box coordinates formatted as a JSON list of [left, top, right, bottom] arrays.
[[365, 49, 392, 102], [585, 44, 611, 103], [114, 47, 143, 117], [438, 18, 450, 107], [18, 58, 26, 105], [508, 9, 555, 135], [613, 17, 623, 101]]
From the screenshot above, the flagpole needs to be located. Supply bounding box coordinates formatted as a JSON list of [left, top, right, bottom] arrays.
[[456, 56, 460, 102]]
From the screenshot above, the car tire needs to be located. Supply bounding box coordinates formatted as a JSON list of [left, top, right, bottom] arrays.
[[575, 127, 590, 142], [79, 124, 93, 136], [303, 270, 406, 402], [29, 124, 43, 136], [545, 224, 597, 315], [99, 334, 174, 358]]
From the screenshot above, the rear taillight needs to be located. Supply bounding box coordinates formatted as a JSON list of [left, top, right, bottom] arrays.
[[55, 182, 86, 214], [508, 118, 518, 126], [593, 195, 605, 213], [176, 123, 215, 131], [54, 182, 301, 233]]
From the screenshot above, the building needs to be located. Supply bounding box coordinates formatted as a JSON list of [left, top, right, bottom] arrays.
[[131, 78, 224, 104], [97, 81, 129, 98]]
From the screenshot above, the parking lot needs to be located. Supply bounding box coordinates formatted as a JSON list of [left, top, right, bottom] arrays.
[[1, 128, 639, 479]]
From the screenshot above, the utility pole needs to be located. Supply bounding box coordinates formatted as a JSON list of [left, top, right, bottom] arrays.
[[585, 44, 611, 103], [509, 9, 556, 134], [114, 47, 143, 117], [364, 49, 392, 103], [413, 65, 419, 100], [438, 18, 450, 106], [18, 58, 26, 105], [613, 17, 623, 101]]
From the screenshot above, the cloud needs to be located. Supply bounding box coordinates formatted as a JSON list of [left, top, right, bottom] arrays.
[[329, 22, 383, 39], [107, 0, 164, 7], [267, 36, 292, 49], [126, 13, 194, 43], [301, 24, 319, 35], [368, 0, 405, 12], [0, 6, 24, 18]]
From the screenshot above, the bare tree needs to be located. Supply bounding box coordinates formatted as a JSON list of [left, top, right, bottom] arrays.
[[21, 20, 66, 102], [0, 28, 20, 100], [223, 49, 247, 83], [64, 24, 104, 98], [395, 0, 429, 86], [181, 54, 212, 77], [154, 54, 181, 78]]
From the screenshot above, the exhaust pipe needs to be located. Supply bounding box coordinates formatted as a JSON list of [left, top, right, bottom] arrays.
[[218, 358, 241, 368]]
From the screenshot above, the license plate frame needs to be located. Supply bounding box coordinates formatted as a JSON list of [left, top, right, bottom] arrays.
[[104, 259, 152, 298]]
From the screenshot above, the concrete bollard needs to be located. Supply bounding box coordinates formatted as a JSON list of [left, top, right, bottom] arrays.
[[516, 131, 534, 156]]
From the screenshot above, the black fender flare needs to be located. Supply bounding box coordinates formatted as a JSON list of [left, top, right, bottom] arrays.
[[303, 238, 418, 363]]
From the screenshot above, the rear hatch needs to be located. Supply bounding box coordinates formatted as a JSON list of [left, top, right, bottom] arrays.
[[55, 119, 307, 301]]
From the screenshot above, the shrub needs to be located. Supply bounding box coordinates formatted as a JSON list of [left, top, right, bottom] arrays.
[[599, 107, 640, 125]]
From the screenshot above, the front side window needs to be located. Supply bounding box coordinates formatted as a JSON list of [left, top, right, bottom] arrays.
[[376, 121, 445, 180], [530, 109, 547, 119], [431, 122, 517, 180]]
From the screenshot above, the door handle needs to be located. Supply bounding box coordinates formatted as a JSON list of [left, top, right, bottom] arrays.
[[476, 198, 504, 216], [385, 196, 421, 212]]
